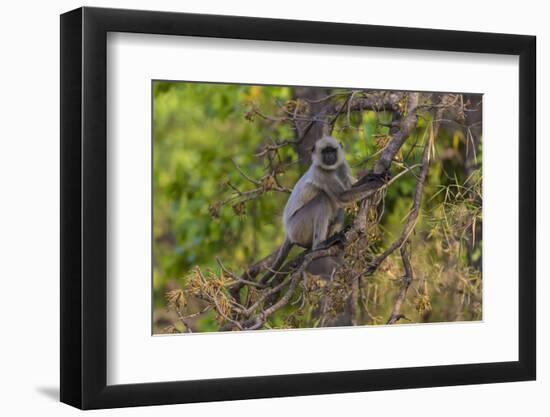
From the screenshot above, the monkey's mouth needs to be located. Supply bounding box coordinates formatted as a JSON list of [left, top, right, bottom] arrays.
[[321, 147, 338, 166]]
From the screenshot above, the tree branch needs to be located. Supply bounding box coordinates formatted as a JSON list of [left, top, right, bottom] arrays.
[[373, 92, 419, 174], [387, 242, 414, 324]]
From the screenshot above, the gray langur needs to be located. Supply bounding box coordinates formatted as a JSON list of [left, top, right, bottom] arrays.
[[260, 136, 386, 283]]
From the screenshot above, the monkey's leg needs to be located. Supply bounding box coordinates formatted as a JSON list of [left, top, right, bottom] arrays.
[[328, 208, 345, 236], [258, 238, 294, 285], [259, 193, 326, 286], [307, 200, 340, 279], [229, 249, 282, 299]]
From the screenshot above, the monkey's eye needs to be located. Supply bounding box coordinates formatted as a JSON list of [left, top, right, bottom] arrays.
[[311, 145, 316, 152]]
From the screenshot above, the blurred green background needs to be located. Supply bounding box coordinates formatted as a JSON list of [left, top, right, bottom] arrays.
[[152, 81, 482, 333]]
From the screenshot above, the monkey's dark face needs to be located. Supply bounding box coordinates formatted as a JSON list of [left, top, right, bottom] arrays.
[[321, 146, 338, 166], [312, 136, 344, 170]]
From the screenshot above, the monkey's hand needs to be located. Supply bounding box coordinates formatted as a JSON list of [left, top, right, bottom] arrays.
[[316, 226, 350, 250], [351, 170, 390, 189]]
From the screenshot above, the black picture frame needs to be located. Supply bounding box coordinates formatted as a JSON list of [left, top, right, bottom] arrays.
[[60, 6, 536, 410]]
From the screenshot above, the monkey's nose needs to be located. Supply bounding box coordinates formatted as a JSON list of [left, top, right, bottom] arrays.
[[324, 153, 337, 165]]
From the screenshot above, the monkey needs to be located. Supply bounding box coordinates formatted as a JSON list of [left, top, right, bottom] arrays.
[[259, 135, 386, 284], [284, 136, 354, 248]]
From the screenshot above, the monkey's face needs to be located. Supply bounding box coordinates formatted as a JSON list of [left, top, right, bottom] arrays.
[[321, 146, 338, 166], [312, 136, 344, 170]]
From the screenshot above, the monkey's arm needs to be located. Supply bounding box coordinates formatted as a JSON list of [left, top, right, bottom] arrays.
[[338, 171, 389, 204], [285, 178, 321, 220]]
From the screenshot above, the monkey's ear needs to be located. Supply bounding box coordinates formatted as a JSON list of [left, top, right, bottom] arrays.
[[311, 144, 316, 153]]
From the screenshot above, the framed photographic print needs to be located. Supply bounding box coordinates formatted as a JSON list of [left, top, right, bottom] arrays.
[[60, 6, 536, 409]]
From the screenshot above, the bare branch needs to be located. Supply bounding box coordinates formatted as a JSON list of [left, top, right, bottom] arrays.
[[387, 242, 414, 324], [231, 159, 261, 186], [373, 92, 419, 174]]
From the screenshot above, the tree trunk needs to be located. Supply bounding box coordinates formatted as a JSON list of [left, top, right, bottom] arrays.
[[293, 87, 330, 168]]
